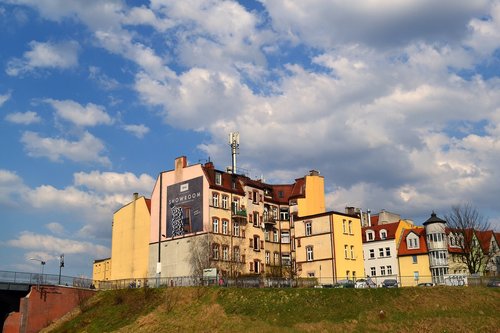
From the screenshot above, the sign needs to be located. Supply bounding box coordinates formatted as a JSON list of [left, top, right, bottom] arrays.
[[166, 176, 203, 237]]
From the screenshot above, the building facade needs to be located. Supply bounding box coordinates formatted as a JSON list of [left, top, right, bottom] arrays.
[[397, 228, 432, 286]]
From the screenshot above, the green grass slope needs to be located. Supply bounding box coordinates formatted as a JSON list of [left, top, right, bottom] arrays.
[[46, 286, 500, 333]]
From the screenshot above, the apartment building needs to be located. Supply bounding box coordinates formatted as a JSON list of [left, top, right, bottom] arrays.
[[147, 156, 326, 279], [294, 211, 365, 284], [397, 228, 432, 286]]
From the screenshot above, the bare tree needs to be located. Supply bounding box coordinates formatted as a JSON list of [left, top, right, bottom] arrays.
[[188, 234, 211, 277], [445, 203, 494, 274]]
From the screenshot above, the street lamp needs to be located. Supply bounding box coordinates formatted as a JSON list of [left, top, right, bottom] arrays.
[[58, 254, 64, 285], [29, 257, 46, 288]]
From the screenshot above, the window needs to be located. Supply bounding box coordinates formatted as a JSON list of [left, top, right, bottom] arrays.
[[253, 191, 259, 203], [379, 248, 384, 257], [343, 219, 347, 233], [222, 219, 228, 234], [369, 249, 375, 259], [380, 230, 387, 239], [412, 255, 418, 264], [253, 235, 260, 251], [407, 236, 419, 249], [212, 192, 219, 207], [306, 246, 314, 261], [221, 195, 228, 209], [234, 246, 240, 262], [273, 230, 279, 242], [348, 220, 352, 234], [215, 172, 222, 185], [370, 267, 376, 276], [265, 251, 270, 264], [212, 218, 219, 233], [305, 222, 312, 236], [352, 271, 356, 280], [350, 245, 354, 259], [346, 270, 350, 279], [222, 246, 229, 261], [265, 230, 270, 241], [232, 199, 240, 213], [253, 260, 260, 273], [282, 253, 291, 266], [308, 272, 315, 278], [253, 212, 259, 227], [387, 265, 392, 275], [344, 245, 349, 258], [212, 244, 219, 260], [233, 221, 240, 236], [297, 238, 301, 247], [414, 271, 419, 281], [281, 231, 290, 244], [385, 247, 391, 257], [380, 266, 386, 276], [280, 207, 289, 221], [278, 191, 284, 198], [274, 252, 279, 265], [366, 231, 374, 241]]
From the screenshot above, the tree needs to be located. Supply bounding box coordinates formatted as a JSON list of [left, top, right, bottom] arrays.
[[188, 234, 211, 278], [445, 203, 495, 275]]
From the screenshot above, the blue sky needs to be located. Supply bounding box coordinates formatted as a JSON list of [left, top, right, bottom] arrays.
[[1, 0, 499, 278]]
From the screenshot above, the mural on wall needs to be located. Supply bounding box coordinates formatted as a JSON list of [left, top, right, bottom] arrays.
[[166, 176, 203, 237]]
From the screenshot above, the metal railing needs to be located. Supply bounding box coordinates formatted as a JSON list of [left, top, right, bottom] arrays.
[[0, 270, 94, 289]]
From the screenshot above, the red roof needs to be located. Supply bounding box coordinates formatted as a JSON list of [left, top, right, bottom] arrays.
[[370, 215, 379, 226], [362, 221, 400, 242], [145, 198, 151, 214], [398, 228, 429, 256], [475, 230, 494, 254]]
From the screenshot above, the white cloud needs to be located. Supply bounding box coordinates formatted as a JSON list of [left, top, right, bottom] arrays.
[[6, 40, 79, 76], [5, 111, 41, 124], [45, 222, 65, 235], [88, 66, 119, 90], [20, 131, 111, 166], [122, 124, 150, 138], [45, 99, 113, 127], [73, 170, 154, 195], [8, 231, 109, 258], [0, 91, 11, 107], [0, 169, 28, 207], [466, 1, 500, 56]]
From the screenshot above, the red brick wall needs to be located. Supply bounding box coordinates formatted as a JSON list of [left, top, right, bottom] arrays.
[[2, 285, 95, 333]]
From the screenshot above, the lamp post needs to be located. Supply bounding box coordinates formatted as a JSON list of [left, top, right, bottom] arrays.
[[58, 254, 64, 285], [29, 258, 46, 289]]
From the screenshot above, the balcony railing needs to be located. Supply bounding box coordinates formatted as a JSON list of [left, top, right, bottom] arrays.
[[232, 209, 247, 219]]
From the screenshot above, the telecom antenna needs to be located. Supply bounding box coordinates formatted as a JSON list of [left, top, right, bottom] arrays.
[[228, 132, 240, 174]]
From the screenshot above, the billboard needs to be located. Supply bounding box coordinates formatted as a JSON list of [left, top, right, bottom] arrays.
[[166, 176, 203, 237]]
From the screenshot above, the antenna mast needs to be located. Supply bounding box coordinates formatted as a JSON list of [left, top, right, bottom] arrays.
[[228, 132, 239, 174]]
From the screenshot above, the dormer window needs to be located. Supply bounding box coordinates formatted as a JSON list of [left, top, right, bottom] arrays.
[[366, 230, 375, 241], [215, 172, 222, 185], [406, 234, 420, 249], [380, 230, 387, 240]]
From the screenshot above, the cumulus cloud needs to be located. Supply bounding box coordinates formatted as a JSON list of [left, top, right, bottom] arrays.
[[6, 40, 79, 76], [45, 99, 113, 127], [20, 131, 111, 166], [8, 231, 109, 258], [5, 111, 41, 124], [123, 124, 150, 138], [88, 66, 119, 90], [45, 222, 65, 235], [73, 170, 154, 195]]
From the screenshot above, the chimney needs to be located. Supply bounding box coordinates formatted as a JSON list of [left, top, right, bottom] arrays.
[[133, 192, 139, 200], [309, 170, 320, 176], [175, 156, 187, 170], [204, 161, 214, 169]]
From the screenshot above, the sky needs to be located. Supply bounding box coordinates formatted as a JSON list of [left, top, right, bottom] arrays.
[[0, 0, 499, 278]]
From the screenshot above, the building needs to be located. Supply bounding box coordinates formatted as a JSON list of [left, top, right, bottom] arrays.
[[294, 211, 365, 284], [92, 257, 111, 286], [148, 156, 326, 280], [397, 228, 432, 286], [362, 219, 415, 285], [110, 193, 151, 280], [423, 212, 449, 284]]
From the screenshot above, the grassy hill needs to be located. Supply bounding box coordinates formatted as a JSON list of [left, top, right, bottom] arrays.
[[45, 286, 499, 333]]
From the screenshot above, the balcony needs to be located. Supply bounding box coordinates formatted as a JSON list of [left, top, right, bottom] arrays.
[[263, 215, 276, 226], [232, 209, 248, 221]]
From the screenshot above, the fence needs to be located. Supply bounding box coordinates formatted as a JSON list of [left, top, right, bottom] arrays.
[[0, 270, 94, 289], [95, 274, 498, 290]]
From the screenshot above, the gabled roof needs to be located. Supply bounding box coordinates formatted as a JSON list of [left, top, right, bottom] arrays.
[[362, 221, 400, 242], [201, 162, 246, 196], [145, 198, 151, 214], [475, 230, 494, 254], [289, 177, 306, 200], [398, 228, 429, 256], [370, 215, 379, 226]]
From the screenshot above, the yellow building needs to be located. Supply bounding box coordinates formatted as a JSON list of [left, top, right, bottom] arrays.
[[92, 257, 111, 286], [110, 193, 151, 280], [295, 211, 365, 284], [397, 228, 432, 286]]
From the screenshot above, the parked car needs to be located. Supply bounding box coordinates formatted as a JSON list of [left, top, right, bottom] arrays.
[[355, 278, 377, 288], [487, 279, 500, 288], [381, 279, 399, 288], [314, 283, 334, 288], [333, 279, 355, 288], [417, 282, 435, 287]]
